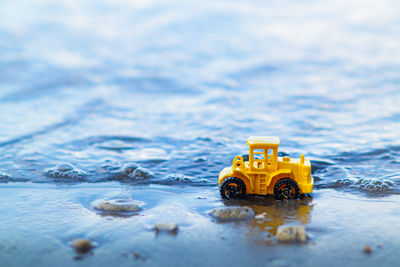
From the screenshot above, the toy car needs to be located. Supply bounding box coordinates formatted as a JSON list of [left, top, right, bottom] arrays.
[[219, 136, 313, 200]]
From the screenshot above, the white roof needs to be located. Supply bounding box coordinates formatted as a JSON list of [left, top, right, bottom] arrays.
[[247, 136, 280, 145]]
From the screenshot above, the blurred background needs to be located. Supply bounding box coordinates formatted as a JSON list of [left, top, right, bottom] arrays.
[[1, 0, 400, 192], [2, 1, 400, 266]]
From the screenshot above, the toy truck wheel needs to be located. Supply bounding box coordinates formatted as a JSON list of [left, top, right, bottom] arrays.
[[220, 177, 246, 199], [273, 178, 300, 200]]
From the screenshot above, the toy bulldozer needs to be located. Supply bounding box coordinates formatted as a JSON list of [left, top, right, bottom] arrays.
[[218, 136, 313, 200]]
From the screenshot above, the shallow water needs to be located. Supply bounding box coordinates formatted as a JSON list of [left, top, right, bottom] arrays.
[[1, 0, 400, 266]]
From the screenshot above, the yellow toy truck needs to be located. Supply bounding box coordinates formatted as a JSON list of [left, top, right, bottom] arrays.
[[219, 136, 313, 200]]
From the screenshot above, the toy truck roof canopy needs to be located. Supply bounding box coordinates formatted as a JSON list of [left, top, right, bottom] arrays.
[[247, 136, 280, 147]]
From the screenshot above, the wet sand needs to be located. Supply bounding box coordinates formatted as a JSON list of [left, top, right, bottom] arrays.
[[1, 183, 399, 267]]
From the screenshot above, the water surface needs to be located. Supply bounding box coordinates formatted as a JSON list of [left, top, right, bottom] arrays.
[[1, 0, 400, 266]]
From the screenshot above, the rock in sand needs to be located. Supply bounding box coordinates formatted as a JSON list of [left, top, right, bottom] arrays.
[[72, 239, 93, 254], [276, 225, 307, 243], [364, 245, 372, 254], [209, 206, 255, 220], [93, 199, 144, 212], [154, 223, 178, 233]]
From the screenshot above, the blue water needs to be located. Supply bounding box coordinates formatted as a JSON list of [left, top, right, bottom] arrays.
[[1, 0, 400, 195]]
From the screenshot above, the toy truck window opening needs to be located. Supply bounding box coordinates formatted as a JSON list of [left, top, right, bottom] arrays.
[[253, 149, 264, 160]]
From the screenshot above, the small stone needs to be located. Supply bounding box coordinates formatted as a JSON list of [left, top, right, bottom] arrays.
[[209, 206, 255, 221], [276, 225, 307, 243], [72, 239, 92, 254], [93, 199, 144, 212], [154, 223, 178, 232], [364, 245, 372, 254]]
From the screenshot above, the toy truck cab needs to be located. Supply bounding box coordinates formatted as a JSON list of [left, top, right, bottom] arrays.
[[219, 136, 313, 200]]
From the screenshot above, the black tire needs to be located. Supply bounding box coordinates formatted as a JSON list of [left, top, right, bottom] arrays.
[[273, 178, 300, 200], [220, 177, 246, 199]]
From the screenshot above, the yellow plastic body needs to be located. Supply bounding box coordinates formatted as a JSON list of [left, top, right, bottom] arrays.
[[218, 136, 313, 195]]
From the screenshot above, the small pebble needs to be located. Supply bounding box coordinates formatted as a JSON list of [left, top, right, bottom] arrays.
[[209, 206, 255, 221], [154, 223, 178, 232], [72, 239, 92, 254], [276, 225, 307, 243], [364, 245, 372, 254], [93, 199, 144, 212]]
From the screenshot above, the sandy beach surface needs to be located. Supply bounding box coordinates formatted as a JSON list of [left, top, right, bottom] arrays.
[[1, 183, 399, 267]]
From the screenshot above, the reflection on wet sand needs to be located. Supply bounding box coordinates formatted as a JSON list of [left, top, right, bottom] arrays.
[[222, 196, 313, 243]]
